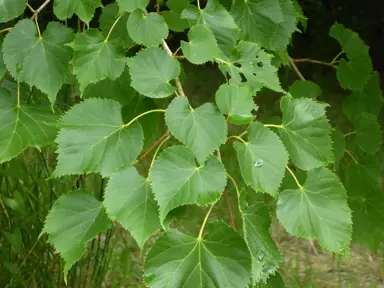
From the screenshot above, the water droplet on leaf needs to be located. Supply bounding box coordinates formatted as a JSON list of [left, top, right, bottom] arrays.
[[254, 159, 263, 167]]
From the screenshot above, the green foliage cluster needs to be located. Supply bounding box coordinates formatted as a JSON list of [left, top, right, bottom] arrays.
[[0, 0, 383, 287]]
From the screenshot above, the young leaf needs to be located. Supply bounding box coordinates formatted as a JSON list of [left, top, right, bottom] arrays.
[[278, 96, 333, 170], [2, 20, 74, 104], [231, 0, 298, 51], [217, 41, 282, 93], [330, 23, 373, 91], [149, 146, 226, 223], [0, 88, 59, 164], [354, 112, 381, 154], [182, 0, 238, 55], [99, 3, 134, 49], [117, 0, 150, 12], [234, 123, 288, 197], [144, 222, 251, 287], [127, 10, 168, 47], [215, 83, 257, 125], [53, 0, 102, 24], [288, 80, 322, 98], [277, 168, 352, 254], [243, 203, 282, 284], [0, 0, 27, 23], [43, 191, 111, 281], [165, 97, 227, 164], [104, 166, 160, 248], [181, 24, 219, 64], [53, 98, 144, 177], [68, 29, 125, 93], [129, 47, 180, 98], [331, 128, 345, 162]]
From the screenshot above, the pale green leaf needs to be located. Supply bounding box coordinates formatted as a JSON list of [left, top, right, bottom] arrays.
[[117, 0, 149, 12], [277, 168, 352, 254], [0, 0, 26, 23], [43, 191, 111, 281], [53, 98, 144, 177], [231, 0, 298, 51], [182, 0, 238, 55], [243, 203, 282, 284], [68, 29, 125, 93], [149, 146, 226, 223], [127, 10, 168, 46], [288, 80, 322, 98], [99, 3, 134, 49], [217, 41, 282, 93], [330, 23, 373, 91], [331, 128, 345, 162], [165, 96, 227, 164], [144, 222, 251, 287], [2, 20, 74, 104], [354, 113, 381, 154], [234, 122, 288, 197], [278, 96, 333, 170], [215, 83, 257, 125], [104, 166, 160, 248], [129, 47, 180, 98], [181, 24, 219, 64], [0, 88, 58, 164], [53, 0, 102, 24], [162, 11, 190, 32], [82, 66, 136, 106]]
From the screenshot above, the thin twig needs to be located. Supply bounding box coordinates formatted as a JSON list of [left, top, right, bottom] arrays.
[[31, 0, 52, 20], [223, 189, 236, 230], [288, 57, 306, 80], [293, 58, 336, 68], [133, 130, 170, 165]]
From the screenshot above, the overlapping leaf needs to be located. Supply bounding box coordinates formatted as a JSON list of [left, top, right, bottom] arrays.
[[3, 20, 73, 104], [117, 0, 149, 12], [0, 88, 59, 163], [288, 80, 322, 98], [354, 113, 381, 154], [217, 41, 282, 93], [231, 0, 298, 51], [104, 166, 160, 248], [234, 122, 288, 197], [165, 96, 227, 163], [163, 0, 190, 32], [277, 168, 352, 254], [149, 146, 226, 223], [43, 191, 111, 281], [144, 222, 251, 287], [129, 47, 180, 98], [331, 128, 345, 162], [0, 0, 26, 22], [278, 96, 333, 170], [53, 98, 144, 177], [53, 0, 102, 24]]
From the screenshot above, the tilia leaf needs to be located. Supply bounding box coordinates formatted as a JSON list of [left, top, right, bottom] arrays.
[[117, 0, 150, 12], [354, 112, 381, 154], [0, 0, 27, 23], [53, 0, 102, 24]]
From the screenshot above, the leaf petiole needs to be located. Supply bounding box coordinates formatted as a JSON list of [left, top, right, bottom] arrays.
[[105, 12, 126, 42], [123, 109, 165, 128], [286, 166, 303, 189], [198, 204, 215, 239]]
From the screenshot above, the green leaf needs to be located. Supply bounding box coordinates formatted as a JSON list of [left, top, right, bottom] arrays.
[[181, 24, 219, 64], [165, 97, 227, 164], [144, 222, 251, 287], [0, 49, 6, 77], [215, 83, 257, 125], [331, 128, 345, 162], [162, 11, 190, 32], [167, 0, 190, 13], [288, 80, 322, 98], [262, 272, 286, 288], [2, 20, 74, 104], [99, 3, 134, 49], [5, 228, 23, 255], [277, 168, 352, 254], [129, 47, 180, 98], [149, 146, 226, 223], [82, 66, 136, 106], [243, 203, 282, 284], [278, 96, 333, 170], [53, 98, 144, 177], [127, 10, 168, 46], [354, 113, 381, 154], [0, 88, 58, 164], [0, 0, 26, 22], [343, 72, 384, 121], [117, 0, 149, 12], [182, 0, 238, 55], [216, 41, 282, 93], [53, 0, 102, 24], [234, 122, 288, 197], [43, 190, 111, 281], [330, 23, 373, 91], [231, 0, 298, 51], [104, 166, 160, 248], [68, 29, 126, 93]]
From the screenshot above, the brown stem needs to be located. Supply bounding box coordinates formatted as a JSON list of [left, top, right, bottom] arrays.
[[288, 56, 306, 80], [31, 0, 52, 20], [0, 71, 9, 84], [133, 130, 170, 165], [293, 58, 336, 68], [223, 189, 236, 230]]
